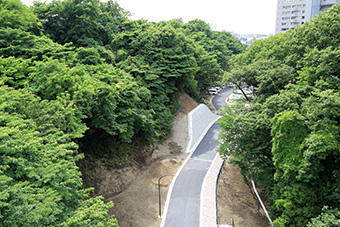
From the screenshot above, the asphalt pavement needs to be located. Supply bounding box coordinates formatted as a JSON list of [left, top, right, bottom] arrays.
[[212, 88, 233, 115], [162, 87, 233, 227]]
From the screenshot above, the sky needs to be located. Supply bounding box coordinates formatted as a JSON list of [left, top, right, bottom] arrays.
[[22, 0, 277, 35]]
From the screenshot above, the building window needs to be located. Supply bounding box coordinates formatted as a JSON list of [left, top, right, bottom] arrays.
[[292, 4, 302, 8], [291, 22, 300, 25], [282, 17, 290, 20], [282, 11, 291, 14], [283, 5, 291, 9], [291, 16, 301, 19], [292, 10, 301, 14], [282, 22, 289, 26]]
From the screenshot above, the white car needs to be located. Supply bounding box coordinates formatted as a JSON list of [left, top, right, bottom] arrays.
[[214, 87, 221, 93], [209, 88, 218, 95]]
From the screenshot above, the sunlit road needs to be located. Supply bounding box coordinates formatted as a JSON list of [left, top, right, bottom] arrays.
[[163, 87, 233, 227]]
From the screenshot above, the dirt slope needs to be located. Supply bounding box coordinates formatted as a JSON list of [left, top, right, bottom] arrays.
[[107, 155, 187, 227], [217, 156, 269, 227]]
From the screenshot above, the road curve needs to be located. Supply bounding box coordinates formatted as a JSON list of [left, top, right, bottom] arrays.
[[162, 87, 233, 227]]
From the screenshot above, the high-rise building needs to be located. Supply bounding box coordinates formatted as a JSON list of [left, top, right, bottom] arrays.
[[275, 0, 340, 33]]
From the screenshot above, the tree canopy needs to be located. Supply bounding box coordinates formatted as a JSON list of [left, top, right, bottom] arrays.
[[0, 0, 245, 225], [218, 4, 340, 226]]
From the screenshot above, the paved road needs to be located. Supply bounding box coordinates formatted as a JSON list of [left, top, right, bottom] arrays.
[[212, 88, 233, 115], [163, 87, 233, 227]]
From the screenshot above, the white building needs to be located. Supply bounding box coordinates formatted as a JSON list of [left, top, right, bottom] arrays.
[[275, 0, 340, 33]]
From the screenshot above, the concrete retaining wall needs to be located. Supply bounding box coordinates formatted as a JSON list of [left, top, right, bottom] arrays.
[[185, 104, 219, 153]]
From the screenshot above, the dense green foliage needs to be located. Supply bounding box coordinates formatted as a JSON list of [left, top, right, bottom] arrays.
[[0, 0, 42, 34], [0, 86, 118, 226], [33, 0, 129, 47], [218, 4, 340, 226], [1, 0, 245, 225]]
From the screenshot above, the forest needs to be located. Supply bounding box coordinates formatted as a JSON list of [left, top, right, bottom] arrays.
[[218, 3, 340, 227], [0, 0, 245, 225]]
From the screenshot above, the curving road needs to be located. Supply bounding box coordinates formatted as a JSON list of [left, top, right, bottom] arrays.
[[162, 87, 233, 227]]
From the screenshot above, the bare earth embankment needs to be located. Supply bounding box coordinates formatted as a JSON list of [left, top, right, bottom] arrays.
[[217, 156, 269, 226]]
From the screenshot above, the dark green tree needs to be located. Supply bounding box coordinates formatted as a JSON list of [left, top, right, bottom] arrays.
[[113, 23, 200, 138], [225, 59, 295, 101], [0, 86, 118, 226], [34, 0, 128, 47], [0, 0, 42, 34], [183, 19, 246, 71], [218, 4, 340, 226]]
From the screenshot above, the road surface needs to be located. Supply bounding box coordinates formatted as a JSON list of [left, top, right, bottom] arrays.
[[163, 87, 233, 227]]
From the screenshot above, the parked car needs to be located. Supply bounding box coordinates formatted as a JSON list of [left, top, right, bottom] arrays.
[[209, 88, 218, 95], [214, 87, 221, 93]]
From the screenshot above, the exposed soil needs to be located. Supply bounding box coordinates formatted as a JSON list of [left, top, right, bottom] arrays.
[[82, 92, 270, 227], [217, 156, 269, 227], [107, 154, 188, 227]]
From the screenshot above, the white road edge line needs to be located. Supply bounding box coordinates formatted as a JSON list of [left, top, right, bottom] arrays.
[[160, 105, 219, 227]]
